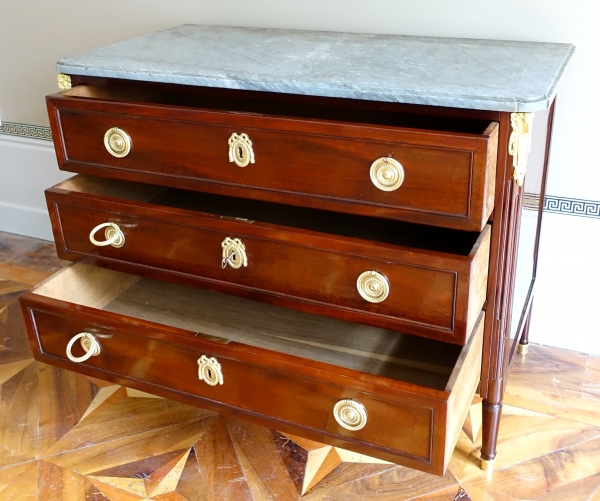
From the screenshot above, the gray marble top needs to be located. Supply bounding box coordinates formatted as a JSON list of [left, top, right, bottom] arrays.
[[57, 25, 574, 112]]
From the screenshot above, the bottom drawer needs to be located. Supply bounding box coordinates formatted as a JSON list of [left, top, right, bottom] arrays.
[[21, 263, 483, 475]]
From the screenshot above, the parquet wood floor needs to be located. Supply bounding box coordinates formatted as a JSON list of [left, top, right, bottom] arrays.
[[1, 230, 599, 500]]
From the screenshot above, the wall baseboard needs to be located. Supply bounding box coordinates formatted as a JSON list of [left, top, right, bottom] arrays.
[[0, 134, 71, 241], [523, 193, 600, 218], [0, 121, 52, 141], [0, 202, 54, 240]]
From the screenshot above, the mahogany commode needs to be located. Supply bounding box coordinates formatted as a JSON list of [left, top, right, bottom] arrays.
[[20, 26, 574, 475]]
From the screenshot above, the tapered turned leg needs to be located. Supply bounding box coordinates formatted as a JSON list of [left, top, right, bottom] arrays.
[[518, 301, 534, 355], [481, 400, 502, 472]]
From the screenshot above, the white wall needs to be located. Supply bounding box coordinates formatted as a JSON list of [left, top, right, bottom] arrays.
[[0, 1, 598, 353], [534, 213, 600, 355], [1, 0, 597, 201]]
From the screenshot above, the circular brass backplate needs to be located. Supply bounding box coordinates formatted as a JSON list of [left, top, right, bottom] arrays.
[[197, 355, 224, 386], [370, 157, 404, 191], [104, 127, 132, 158], [356, 271, 390, 303], [81, 335, 101, 357], [104, 224, 125, 248], [333, 399, 368, 431], [66, 332, 101, 363], [89, 222, 125, 248]]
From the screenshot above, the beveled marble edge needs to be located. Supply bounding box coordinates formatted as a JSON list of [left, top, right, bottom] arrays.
[[56, 25, 575, 112]]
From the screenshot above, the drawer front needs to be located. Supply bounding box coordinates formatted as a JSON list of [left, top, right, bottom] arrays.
[[48, 92, 498, 231], [49, 195, 490, 345], [28, 307, 436, 465]]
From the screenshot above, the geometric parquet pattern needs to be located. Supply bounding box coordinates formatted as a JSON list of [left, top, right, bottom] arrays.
[[2, 231, 600, 500]]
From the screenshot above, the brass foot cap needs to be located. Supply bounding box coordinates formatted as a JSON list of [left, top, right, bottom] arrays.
[[518, 343, 530, 355], [481, 457, 495, 472]]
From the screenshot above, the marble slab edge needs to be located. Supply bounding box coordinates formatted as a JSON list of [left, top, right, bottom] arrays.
[[55, 25, 576, 113]]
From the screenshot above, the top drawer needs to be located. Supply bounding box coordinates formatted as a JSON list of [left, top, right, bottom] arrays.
[[47, 85, 498, 231]]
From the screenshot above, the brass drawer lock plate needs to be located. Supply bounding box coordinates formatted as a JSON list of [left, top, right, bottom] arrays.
[[228, 133, 255, 167], [333, 399, 368, 431], [66, 332, 101, 363], [221, 237, 248, 269], [198, 355, 224, 386]]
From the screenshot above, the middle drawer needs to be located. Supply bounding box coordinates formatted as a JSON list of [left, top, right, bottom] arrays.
[[47, 175, 490, 345]]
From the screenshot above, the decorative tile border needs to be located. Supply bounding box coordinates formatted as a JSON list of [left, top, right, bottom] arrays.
[[524, 193, 600, 218], [545, 195, 600, 218], [0, 121, 52, 141]]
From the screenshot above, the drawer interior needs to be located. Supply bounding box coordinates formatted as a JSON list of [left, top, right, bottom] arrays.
[[63, 84, 494, 135], [33, 263, 464, 391], [57, 175, 483, 256]]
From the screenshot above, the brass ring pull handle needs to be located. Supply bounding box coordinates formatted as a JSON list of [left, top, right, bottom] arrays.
[[66, 332, 102, 363], [333, 399, 368, 431], [104, 127, 132, 158], [357, 271, 390, 303], [89, 222, 125, 248], [221, 237, 248, 269], [370, 157, 405, 191], [228, 133, 255, 167], [198, 355, 224, 386]]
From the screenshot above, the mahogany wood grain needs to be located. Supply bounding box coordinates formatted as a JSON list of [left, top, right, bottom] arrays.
[[19, 263, 485, 475], [479, 111, 513, 463], [46, 85, 498, 231], [46, 175, 490, 345], [480, 102, 556, 463]]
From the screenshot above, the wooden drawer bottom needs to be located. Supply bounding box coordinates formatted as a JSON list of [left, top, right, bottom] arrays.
[[21, 263, 483, 475]]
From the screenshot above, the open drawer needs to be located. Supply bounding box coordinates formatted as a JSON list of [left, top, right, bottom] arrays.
[[47, 175, 490, 345], [21, 263, 483, 475], [47, 84, 497, 231]]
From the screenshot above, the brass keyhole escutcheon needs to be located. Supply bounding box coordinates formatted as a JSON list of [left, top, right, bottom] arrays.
[[198, 355, 224, 386], [221, 237, 248, 269], [228, 133, 255, 167], [333, 399, 368, 431], [370, 157, 404, 191], [104, 127, 132, 158]]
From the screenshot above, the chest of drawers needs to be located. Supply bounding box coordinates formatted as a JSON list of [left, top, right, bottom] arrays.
[[20, 26, 573, 475]]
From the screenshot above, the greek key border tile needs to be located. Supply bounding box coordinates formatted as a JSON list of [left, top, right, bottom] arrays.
[[545, 195, 600, 218], [523, 193, 600, 219], [0, 121, 52, 141]]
